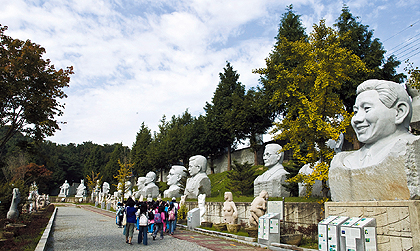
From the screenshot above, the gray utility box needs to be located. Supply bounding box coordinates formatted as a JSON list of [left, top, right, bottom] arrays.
[[318, 215, 339, 251], [258, 213, 281, 246], [187, 208, 200, 230], [340, 217, 377, 251]]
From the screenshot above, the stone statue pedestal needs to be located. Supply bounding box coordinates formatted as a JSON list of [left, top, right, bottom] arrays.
[[325, 200, 420, 250]]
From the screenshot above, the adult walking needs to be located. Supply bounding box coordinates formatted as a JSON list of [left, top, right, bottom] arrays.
[[124, 198, 136, 244]]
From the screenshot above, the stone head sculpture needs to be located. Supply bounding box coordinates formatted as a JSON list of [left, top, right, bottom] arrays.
[[224, 191, 233, 202], [263, 143, 284, 168], [352, 79, 412, 145], [137, 177, 146, 190], [167, 165, 187, 186], [188, 155, 207, 177], [145, 172, 156, 185]]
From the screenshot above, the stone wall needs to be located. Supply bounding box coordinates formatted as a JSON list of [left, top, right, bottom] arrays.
[[184, 201, 323, 228], [325, 200, 420, 251]]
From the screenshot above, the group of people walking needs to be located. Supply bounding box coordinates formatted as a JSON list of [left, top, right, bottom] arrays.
[[116, 197, 179, 245]]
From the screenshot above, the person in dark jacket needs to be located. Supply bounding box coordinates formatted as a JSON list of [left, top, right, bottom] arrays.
[[125, 198, 137, 244]]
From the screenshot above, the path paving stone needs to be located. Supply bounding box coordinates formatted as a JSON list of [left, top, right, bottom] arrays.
[[46, 204, 269, 251]]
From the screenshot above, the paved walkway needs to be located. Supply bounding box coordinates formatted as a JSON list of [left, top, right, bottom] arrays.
[[46, 204, 266, 251]]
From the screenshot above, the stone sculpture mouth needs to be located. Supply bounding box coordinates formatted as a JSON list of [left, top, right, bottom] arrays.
[[355, 124, 369, 132]]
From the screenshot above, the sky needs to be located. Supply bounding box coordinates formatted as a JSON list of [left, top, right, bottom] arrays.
[[1, 0, 420, 148]]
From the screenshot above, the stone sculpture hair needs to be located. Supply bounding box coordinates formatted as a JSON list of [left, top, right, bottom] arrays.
[[190, 155, 207, 173], [356, 79, 412, 129], [146, 171, 156, 182]]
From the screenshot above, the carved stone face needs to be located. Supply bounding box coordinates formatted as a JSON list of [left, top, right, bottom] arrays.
[[263, 146, 280, 168], [352, 90, 397, 144], [188, 159, 201, 177], [167, 169, 180, 186]]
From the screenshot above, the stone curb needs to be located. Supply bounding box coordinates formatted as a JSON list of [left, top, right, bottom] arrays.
[[177, 224, 268, 248], [34, 207, 58, 251], [177, 224, 317, 251]]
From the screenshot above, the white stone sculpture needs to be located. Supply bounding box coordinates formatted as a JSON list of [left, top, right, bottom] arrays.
[[180, 195, 186, 206], [254, 144, 289, 198], [223, 192, 238, 224], [198, 194, 206, 223], [124, 180, 133, 199], [75, 179, 87, 197], [140, 172, 159, 198], [407, 84, 420, 124], [184, 155, 211, 198], [58, 180, 70, 197], [330, 79, 420, 201], [92, 180, 101, 201], [298, 134, 344, 197], [164, 165, 187, 198], [7, 188, 21, 220], [134, 177, 146, 199], [102, 182, 110, 194], [249, 190, 268, 227], [28, 182, 39, 212]]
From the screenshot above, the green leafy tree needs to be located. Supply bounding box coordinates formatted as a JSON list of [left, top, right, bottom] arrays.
[[237, 88, 275, 165], [131, 122, 152, 177], [0, 25, 73, 152], [254, 20, 369, 197], [205, 62, 246, 171], [334, 5, 406, 112], [261, 5, 308, 117], [103, 143, 125, 187], [227, 160, 258, 196]]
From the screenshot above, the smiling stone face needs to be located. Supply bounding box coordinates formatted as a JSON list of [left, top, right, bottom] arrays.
[[352, 90, 397, 144]]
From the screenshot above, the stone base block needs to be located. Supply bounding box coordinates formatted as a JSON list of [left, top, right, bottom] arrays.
[[325, 200, 420, 251]]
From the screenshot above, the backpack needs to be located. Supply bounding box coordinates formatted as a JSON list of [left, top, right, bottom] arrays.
[[139, 213, 148, 226], [168, 207, 176, 221], [118, 207, 125, 217], [154, 211, 162, 224]]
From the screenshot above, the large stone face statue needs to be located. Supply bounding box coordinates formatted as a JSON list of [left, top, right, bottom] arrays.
[[75, 179, 87, 197], [58, 180, 70, 197], [184, 155, 211, 198], [7, 188, 21, 220], [330, 79, 420, 201], [249, 190, 268, 227], [223, 192, 238, 224], [140, 172, 159, 198], [254, 144, 289, 198], [164, 165, 187, 198]]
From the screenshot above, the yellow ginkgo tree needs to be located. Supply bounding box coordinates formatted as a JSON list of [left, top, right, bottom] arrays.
[[113, 159, 133, 201], [254, 20, 370, 198]]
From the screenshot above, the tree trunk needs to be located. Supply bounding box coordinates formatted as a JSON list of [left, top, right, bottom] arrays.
[[227, 145, 231, 171], [254, 149, 258, 166], [210, 157, 214, 174]]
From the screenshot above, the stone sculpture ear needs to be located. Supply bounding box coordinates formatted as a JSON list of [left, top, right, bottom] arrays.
[[395, 101, 410, 125]]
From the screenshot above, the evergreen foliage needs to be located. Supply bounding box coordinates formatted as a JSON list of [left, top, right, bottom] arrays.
[[205, 62, 246, 171], [334, 5, 406, 112], [227, 160, 257, 196]]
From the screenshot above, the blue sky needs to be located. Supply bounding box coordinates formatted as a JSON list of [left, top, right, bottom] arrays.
[[1, 0, 419, 147]]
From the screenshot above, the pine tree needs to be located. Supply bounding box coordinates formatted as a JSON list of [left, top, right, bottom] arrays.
[[204, 62, 245, 171], [334, 5, 406, 112], [227, 160, 257, 196]]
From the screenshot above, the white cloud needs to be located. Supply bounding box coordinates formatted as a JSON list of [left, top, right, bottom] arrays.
[[1, 0, 417, 147]]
